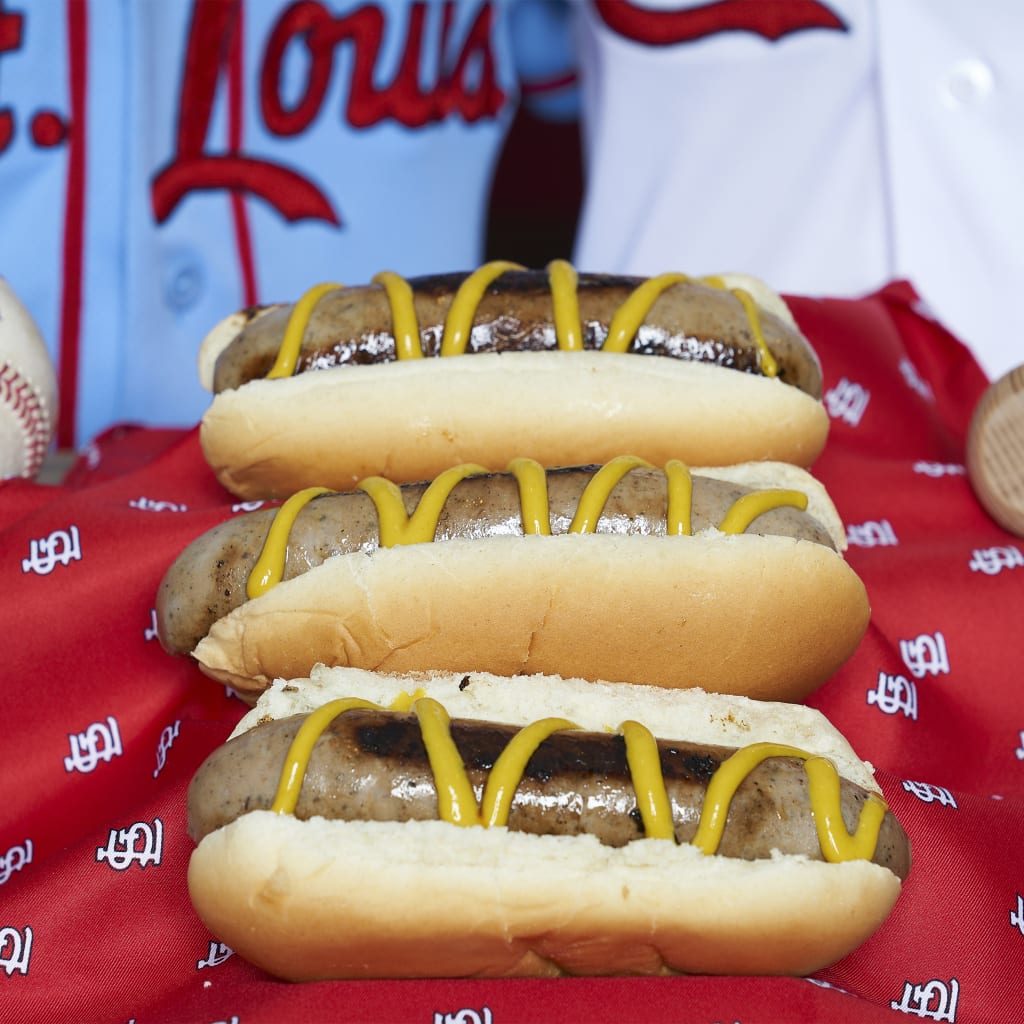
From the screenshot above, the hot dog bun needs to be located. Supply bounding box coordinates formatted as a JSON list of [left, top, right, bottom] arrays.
[[197, 264, 829, 500], [187, 666, 907, 980], [162, 459, 868, 703]]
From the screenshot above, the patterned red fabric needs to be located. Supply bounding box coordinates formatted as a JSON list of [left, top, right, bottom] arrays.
[[2, 282, 1022, 1023]]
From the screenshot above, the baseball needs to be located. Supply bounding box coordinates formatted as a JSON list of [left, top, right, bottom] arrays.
[[0, 277, 57, 479]]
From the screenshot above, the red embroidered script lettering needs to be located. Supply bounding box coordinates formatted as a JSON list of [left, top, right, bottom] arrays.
[[152, 0, 337, 225], [152, 0, 505, 225], [0, 1, 24, 155], [592, 0, 847, 45]]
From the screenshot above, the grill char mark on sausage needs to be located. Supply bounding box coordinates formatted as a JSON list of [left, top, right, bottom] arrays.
[[186, 709, 912, 881]]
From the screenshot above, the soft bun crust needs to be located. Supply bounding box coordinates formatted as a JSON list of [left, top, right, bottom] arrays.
[[188, 670, 902, 980], [199, 352, 830, 499], [189, 816, 900, 980], [193, 531, 868, 703]]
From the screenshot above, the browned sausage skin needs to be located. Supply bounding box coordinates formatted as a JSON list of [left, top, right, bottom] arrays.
[[184, 671, 909, 981], [156, 462, 839, 659], [187, 706, 910, 881], [208, 271, 822, 398]]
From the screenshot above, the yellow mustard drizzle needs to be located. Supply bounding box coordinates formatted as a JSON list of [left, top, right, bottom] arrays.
[[506, 457, 552, 535], [270, 697, 385, 813], [247, 486, 333, 599], [691, 741, 889, 862], [372, 271, 422, 360], [440, 261, 526, 356], [357, 462, 489, 547], [620, 719, 675, 840], [716, 489, 809, 535], [413, 698, 479, 827], [664, 459, 694, 536], [244, 458, 815, 598], [270, 691, 426, 814], [803, 755, 890, 864], [269, 699, 887, 864], [568, 455, 654, 533], [547, 259, 583, 351], [726, 285, 780, 378], [481, 716, 580, 827], [603, 273, 692, 354], [266, 282, 344, 379], [267, 262, 781, 376]]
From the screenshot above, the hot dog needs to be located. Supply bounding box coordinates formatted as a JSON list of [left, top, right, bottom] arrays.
[[197, 261, 830, 500], [156, 456, 869, 704], [186, 666, 910, 980]]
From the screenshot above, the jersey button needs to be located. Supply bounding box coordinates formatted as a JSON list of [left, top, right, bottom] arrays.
[[942, 58, 995, 108], [164, 260, 204, 312]]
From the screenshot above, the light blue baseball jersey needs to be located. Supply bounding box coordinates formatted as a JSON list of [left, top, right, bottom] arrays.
[[0, 0, 576, 446]]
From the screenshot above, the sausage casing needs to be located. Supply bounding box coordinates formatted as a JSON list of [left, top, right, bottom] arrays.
[[156, 465, 836, 658], [211, 272, 822, 397], [187, 708, 911, 881]]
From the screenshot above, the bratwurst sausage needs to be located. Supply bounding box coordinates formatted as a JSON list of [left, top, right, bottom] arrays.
[[185, 670, 911, 980], [187, 705, 910, 880], [157, 461, 837, 659], [198, 263, 833, 499], [206, 269, 822, 397]]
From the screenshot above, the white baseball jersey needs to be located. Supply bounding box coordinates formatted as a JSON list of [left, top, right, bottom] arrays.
[[571, 0, 1024, 383], [0, 0, 575, 446]]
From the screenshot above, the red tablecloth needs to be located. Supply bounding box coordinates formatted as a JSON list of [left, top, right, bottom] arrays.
[[2, 282, 1022, 1024]]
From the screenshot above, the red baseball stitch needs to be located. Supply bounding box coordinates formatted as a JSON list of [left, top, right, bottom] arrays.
[[0, 360, 49, 476]]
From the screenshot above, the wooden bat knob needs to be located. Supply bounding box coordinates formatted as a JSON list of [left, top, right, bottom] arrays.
[[967, 364, 1024, 536]]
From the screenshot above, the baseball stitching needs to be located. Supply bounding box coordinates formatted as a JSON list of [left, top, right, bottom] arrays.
[[0, 360, 50, 477]]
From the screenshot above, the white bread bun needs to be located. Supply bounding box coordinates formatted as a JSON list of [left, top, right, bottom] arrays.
[[233, 666, 878, 787], [199, 351, 829, 500], [192, 478, 868, 703], [188, 668, 905, 980]]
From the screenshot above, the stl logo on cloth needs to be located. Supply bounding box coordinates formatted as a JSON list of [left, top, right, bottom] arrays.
[[0, 839, 33, 885], [433, 1009, 493, 1024], [0, 277, 56, 478], [153, 720, 181, 779], [847, 519, 898, 547], [890, 978, 959, 1022], [22, 523, 81, 575], [95, 818, 164, 871], [968, 544, 1024, 575], [867, 671, 918, 721], [64, 715, 122, 774], [0, 925, 33, 977], [197, 941, 234, 970], [899, 631, 950, 679], [825, 376, 871, 427], [902, 780, 958, 808], [1012, 895, 1024, 935]]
